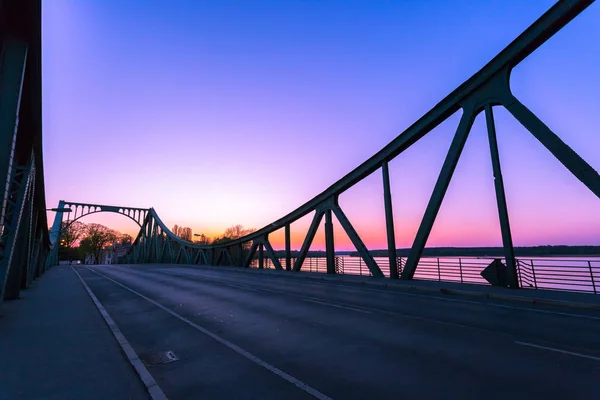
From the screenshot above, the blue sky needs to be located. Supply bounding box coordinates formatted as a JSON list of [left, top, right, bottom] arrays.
[[42, 1, 600, 249]]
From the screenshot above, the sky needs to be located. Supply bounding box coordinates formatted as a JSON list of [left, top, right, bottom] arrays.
[[42, 1, 600, 251]]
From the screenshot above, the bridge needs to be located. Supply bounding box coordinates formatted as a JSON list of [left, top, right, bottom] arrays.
[[1, 1, 599, 399]]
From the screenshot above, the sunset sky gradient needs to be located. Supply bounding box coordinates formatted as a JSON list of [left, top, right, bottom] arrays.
[[42, 1, 600, 251]]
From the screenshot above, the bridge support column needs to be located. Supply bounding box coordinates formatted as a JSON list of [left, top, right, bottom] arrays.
[[285, 224, 291, 271], [382, 162, 398, 279], [325, 209, 335, 274], [485, 105, 518, 288], [258, 244, 264, 269]]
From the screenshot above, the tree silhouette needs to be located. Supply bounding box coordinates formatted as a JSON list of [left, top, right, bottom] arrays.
[[83, 223, 119, 264]]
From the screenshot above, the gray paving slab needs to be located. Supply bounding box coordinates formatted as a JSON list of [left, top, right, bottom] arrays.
[[0, 266, 149, 400]]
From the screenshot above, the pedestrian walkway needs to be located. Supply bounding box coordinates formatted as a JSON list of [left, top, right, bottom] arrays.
[[0, 266, 149, 400]]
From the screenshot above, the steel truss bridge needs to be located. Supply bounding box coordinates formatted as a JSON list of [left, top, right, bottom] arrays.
[[1, 0, 599, 307]]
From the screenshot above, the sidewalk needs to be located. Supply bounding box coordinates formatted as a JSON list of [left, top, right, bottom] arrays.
[[179, 264, 600, 311], [0, 266, 149, 400]]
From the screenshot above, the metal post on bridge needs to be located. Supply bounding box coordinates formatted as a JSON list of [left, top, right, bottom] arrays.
[[285, 224, 291, 271], [258, 244, 264, 269], [382, 161, 399, 279], [325, 209, 335, 274]]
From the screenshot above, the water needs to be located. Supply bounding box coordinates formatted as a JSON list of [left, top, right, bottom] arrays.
[[253, 255, 600, 294]]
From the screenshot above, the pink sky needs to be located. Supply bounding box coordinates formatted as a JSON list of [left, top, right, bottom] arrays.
[[42, 1, 600, 251]]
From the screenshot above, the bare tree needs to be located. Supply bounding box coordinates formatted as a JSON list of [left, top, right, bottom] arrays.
[[83, 223, 119, 264], [223, 224, 255, 240], [120, 233, 133, 245], [172, 224, 192, 241], [180, 227, 192, 241], [60, 220, 86, 248]]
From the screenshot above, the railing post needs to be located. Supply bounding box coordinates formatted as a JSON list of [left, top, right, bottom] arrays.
[[459, 258, 463, 283], [531, 259, 537, 289], [437, 258, 441, 281], [516, 258, 523, 288], [588, 261, 596, 295], [359, 257, 362, 276]]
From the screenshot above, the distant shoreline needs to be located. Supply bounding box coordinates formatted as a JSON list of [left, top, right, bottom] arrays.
[[273, 246, 600, 258], [347, 246, 600, 258]]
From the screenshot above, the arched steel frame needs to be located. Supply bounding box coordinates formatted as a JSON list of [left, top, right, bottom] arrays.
[[46, 201, 150, 266], [124, 1, 600, 289]]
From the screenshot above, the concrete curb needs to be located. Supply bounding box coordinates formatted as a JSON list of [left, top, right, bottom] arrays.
[[73, 267, 169, 400], [144, 264, 600, 312]]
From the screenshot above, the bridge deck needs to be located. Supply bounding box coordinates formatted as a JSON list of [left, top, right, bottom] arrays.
[[2, 264, 600, 399]]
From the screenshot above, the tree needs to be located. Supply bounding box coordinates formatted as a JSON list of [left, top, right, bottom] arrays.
[[82, 223, 119, 264], [121, 233, 133, 245], [223, 224, 255, 240], [60, 220, 86, 248], [172, 224, 192, 241]]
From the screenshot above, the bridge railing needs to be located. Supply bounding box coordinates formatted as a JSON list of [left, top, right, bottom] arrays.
[[250, 255, 599, 294]]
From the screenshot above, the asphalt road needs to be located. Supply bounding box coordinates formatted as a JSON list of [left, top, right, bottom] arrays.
[[78, 264, 600, 400]]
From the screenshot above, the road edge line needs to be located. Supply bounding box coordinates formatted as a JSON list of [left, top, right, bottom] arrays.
[[86, 266, 334, 400], [71, 267, 168, 400]]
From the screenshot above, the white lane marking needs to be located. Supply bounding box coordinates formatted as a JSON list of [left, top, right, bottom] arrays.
[[86, 267, 333, 400], [302, 298, 373, 314], [72, 267, 168, 400], [515, 341, 600, 362], [165, 268, 600, 321]]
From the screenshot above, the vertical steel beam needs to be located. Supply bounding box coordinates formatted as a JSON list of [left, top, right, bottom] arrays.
[[402, 109, 476, 280], [258, 243, 264, 269], [285, 224, 291, 271], [503, 95, 600, 199], [382, 161, 399, 279], [237, 243, 243, 266], [293, 210, 324, 271], [485, 105, 518, 288], [324, 209, 335, 274], [332, 204, 384, 278]]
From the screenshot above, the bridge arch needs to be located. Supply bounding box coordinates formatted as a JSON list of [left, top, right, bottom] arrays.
[[48, 201, 150, 246], [60, 202, 149, 229]]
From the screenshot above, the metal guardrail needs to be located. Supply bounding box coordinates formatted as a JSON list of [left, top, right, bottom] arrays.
[[251, 256, 599, 294]]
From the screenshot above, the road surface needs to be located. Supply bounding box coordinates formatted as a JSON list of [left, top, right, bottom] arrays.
[[77, 264, 600, 400]]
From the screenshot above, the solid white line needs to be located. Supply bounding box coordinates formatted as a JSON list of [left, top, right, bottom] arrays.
[[72, 267, 168, 400], [86, 267, 333, 400], [302, 298, 373, 314], [515, 341, 600, 362]]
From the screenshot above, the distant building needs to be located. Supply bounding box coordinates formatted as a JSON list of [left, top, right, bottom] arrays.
[[84, 241, 131, 265]]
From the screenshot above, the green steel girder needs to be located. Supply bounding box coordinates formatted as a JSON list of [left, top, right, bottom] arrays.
[[115, 1, 598, 291]]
